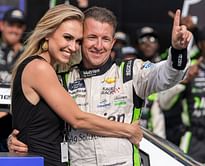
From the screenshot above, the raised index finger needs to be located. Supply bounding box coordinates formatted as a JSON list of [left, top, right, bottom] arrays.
[[173, 9, 181, 28]]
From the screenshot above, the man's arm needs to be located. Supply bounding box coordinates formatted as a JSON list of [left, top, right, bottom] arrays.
[[7, 129, 28, 153], [133, 9, 192, 99], [171, 10, 192, 50]]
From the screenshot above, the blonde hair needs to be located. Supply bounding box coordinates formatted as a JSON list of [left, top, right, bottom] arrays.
[[12, 4, 84, 79]]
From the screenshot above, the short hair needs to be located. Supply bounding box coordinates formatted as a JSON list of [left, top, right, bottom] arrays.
[[84, 6, 117, 34]]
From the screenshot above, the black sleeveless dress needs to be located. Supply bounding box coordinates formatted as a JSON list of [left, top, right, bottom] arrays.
[[12, 55, 66, 166]]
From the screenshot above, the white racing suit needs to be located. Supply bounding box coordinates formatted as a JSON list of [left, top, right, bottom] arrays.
[[59, 47, 189, 166]]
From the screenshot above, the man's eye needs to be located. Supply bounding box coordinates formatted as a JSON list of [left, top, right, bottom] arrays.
[[103, 38, 111, 42], [87, 36, 96, 40]]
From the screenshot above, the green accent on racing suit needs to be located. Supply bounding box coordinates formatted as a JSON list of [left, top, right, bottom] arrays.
[[58, 47, 188, 165]]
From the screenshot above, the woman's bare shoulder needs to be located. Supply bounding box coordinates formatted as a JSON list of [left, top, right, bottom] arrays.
[[23, 58, 55, 77]]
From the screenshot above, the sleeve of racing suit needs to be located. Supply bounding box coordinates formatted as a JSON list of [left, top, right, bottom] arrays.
[[171, 47, 187, 70], [133, 46, 190, 99]]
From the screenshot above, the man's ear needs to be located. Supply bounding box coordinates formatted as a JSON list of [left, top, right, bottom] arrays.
[[111, 38, 116, 48]]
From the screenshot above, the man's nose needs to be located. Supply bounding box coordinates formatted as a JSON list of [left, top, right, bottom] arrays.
[[94, 39, 103, 50]]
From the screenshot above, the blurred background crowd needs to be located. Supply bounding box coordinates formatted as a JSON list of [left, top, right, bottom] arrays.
[[1, 0, 205, 164]]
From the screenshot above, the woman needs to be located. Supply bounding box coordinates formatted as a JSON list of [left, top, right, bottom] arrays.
[[11, 4, 142, 166]]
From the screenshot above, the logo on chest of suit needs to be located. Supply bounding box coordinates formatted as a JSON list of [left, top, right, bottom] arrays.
[[82, 69, 100, 77], [113, 96, 127, 106], [69, 80, 85, 90], [102, 77, 117, 84], [69, 80, 86, 99], [101, 86, 120, 95], [97, 99, 111, 108]]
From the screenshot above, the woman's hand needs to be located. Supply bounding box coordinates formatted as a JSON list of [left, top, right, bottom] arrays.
[[128, 121, 143, 146]]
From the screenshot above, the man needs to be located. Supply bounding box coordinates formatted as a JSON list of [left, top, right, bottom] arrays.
[[135, 26, 161, 62], [0, 8, 26, 152], [0, 8, 26, 84], [121, 45, 138, 60], [134, 26, 166, 138], [111, 31, 129, 59], [158, 30, 205, 163], [8, 7, 192, 166], [182, 27, 205, 163]]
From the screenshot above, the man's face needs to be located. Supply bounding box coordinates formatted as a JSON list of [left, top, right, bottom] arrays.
[[0, 21, 25, 46], [137, 36, 159, 58], [82, 18, 116, 69]]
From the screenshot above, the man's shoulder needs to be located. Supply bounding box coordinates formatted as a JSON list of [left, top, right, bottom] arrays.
[[69, 64, 80, 72]]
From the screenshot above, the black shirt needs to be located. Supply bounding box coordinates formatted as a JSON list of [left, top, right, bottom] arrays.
[[12, 55, 66, 166]]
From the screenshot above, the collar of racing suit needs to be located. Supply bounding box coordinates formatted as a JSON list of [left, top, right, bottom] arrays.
[[79, 56, 114, 78]]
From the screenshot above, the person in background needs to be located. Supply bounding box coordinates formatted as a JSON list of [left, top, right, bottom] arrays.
[[135, 26, 161, 62], [114, 31, 129, 49], [157, 11, 205, 149], [120, 44, 166, 138], [111, 31, 129, 59], [157, 61, 199, 147], [0, 8, 26, 152], [134, 26, 165, 137], [183, 27, 205, 163], [121, 45, 137, 60], [157, 27, 205, 164], [0, 8, 26, 84]]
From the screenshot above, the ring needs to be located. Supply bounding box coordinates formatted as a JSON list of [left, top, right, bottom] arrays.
[[7, 135, 12, 146]]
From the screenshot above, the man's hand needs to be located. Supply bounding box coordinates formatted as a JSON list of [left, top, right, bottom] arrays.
[[171, 9, 192, 50], [168, 10, 196, 31], [7, 129, 28, 153]]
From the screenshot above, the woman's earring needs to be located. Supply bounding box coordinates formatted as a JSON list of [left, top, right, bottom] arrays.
[[42, 41, 48, 51]]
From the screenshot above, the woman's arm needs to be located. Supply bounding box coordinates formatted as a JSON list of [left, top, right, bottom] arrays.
[[0, 112, 8, 118], [23, 59, 142, 144]]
